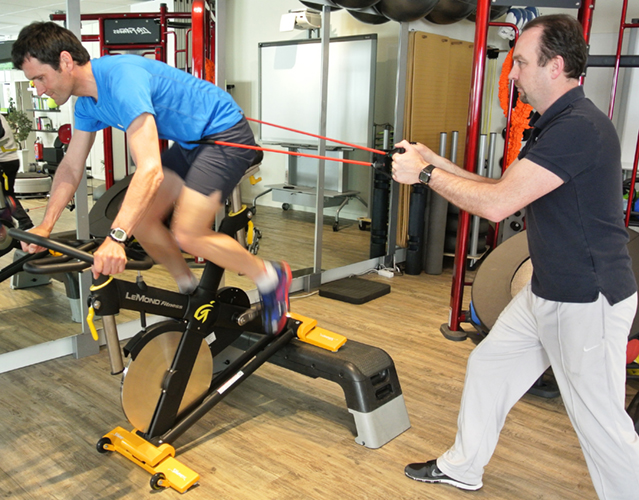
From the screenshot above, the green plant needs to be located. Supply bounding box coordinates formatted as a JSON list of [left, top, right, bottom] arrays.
[[5, 97, 32, 148]]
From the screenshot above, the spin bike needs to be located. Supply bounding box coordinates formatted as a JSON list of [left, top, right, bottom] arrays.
[[9, 205, 410, 493]]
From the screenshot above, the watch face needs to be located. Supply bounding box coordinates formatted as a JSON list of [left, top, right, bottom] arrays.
[[419, 165, 435, 185], [110, 228, 127, 242], [419, 168, 430, 185]]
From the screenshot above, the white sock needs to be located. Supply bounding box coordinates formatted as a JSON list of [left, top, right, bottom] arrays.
[[177, 273, 199, 295], [255, 261, 278, 294]]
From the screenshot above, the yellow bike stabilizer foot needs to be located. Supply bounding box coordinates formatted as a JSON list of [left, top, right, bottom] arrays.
[[288, 312, 347, 352], [99, 427, 200, 493]]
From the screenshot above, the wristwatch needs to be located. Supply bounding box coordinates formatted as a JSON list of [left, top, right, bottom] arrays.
[[418, 164, 436, 185], [108, 227, 128, 244]]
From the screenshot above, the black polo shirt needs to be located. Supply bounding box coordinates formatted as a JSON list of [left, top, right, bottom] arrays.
[[520, 86, 636, 305]]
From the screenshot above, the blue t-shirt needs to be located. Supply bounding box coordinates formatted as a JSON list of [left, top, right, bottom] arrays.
[[520, 86, 636, 305], [74, 55, 243, 149]]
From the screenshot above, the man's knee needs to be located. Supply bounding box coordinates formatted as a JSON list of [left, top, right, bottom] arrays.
[[172, 224, 198, 255]]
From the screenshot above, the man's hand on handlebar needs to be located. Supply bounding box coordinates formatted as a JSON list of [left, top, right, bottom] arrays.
[[21, 225, 52, 254], [92, 237, 128, 279]]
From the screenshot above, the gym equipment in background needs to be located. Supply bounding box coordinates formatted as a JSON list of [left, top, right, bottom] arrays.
[[13, 172, 52, 198], [348, 8, 390, 24], [300, 0, 342, 11], [333, 0, 380, 8], [426, 0, 477, 25], [467, 4, 510, 22], [375, 0, 439, 22]]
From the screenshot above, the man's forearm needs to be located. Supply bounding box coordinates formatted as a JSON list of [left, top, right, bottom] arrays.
[[39, 160, 85, 232], [431, 155, 496, 183], [110, 165, 163, 236]]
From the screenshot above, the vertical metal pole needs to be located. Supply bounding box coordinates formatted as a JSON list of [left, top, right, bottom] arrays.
[[469, 135, 487, 263], [486, 132, 497, 179], [99, 18, 114, 190], [159, 3, 168, 65], [443, 0, 489, 338], [424, 133, 449, 275], [578, 0, 597, 47], [614, 18, 638, 134], [310, 6, 331, 286], [386, 22, 410, 268], [578, 0, 596, 86], [215, 0, 227, 89], [67, 0, 98, 358], [608, 0, 628, 120], [450, 131, 459, 164], [192, 0, 205, 79]]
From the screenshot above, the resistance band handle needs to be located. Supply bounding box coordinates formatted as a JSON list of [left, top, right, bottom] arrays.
[[388, 147, 406, 156], [371, 146, 408, 179]]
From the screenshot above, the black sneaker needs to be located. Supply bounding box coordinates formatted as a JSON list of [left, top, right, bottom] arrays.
[[405, 460, 482, 491], [260, 261, 292, 335]]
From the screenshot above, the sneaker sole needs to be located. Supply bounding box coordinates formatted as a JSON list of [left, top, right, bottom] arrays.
[[405, 471, 482, 491], [277, 263, 292, 331]]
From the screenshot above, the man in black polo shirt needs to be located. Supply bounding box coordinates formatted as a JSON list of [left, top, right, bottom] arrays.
[[391, 14, 639, 499]]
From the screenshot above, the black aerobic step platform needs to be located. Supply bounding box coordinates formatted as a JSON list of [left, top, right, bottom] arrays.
[[318, 276, 390, 304], [227, 331, 410, 449]]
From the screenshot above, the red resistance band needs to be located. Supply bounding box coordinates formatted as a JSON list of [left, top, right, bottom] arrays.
[[213, 140, 373, 167], [193, 118, 404, 178], [246, 117, 386, 156]]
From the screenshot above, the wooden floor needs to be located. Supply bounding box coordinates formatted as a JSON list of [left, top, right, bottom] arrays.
[[2, 197, 638, 499]]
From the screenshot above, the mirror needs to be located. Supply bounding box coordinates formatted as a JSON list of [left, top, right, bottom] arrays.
[[0, 79, 86, 356], [234, 29, 384, 282]]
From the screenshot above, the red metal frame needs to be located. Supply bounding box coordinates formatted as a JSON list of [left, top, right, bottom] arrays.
[[446, 0, 490, 330], [192, 0, 206, 80], [602, 0, 639, 227], [446, 0, 600, 333]]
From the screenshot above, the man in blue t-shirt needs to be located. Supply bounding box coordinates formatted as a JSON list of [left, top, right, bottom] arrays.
[[11, 22, 290, 335], [392, 14, 639, 499]]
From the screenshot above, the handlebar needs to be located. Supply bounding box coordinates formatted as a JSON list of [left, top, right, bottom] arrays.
[[8, 228, 154, 274]]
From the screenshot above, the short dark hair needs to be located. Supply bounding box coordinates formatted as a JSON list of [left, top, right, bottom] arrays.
[[522, 14, 588, 79], [11, 22, 90, 70]]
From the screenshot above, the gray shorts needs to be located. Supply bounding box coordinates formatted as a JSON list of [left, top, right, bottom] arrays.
[[161, 117, 258, 200]]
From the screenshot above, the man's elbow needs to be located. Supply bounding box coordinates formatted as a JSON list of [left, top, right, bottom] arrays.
[[482, 205, 518, 224], [149, 169, 164, 191]]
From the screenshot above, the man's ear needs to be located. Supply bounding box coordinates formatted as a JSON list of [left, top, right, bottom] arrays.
[[550, 55, 565, 79], [59, 51, 74, 72]]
